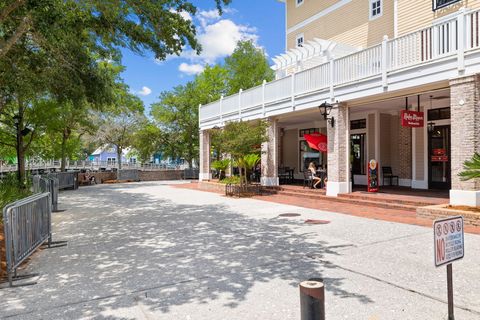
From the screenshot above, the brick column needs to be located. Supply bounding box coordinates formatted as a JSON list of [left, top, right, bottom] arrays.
[[326, 103, 350, 196], [450, 74, 480, 205], [199, 130, 211, 181], [261, 118, 279, 186]]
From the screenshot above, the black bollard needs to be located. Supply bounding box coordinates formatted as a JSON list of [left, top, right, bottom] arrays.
[[300, 280, 325, 320]]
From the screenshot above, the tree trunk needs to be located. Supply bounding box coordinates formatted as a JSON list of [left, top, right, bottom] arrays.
[[117, 147, 122, 170], [15, 103, 26, 187], [16, 124, 25, 186], [60, 129, 68, 172]]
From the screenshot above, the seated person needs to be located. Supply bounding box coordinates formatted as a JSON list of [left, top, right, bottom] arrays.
[[308, 162, 321, 189], [85, 171, 96, 184]]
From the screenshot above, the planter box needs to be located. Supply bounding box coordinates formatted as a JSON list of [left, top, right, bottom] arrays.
[[198, 181, 227, 193], [417, 205, 480, 227]]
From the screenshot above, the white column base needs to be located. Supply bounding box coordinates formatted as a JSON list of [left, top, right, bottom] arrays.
[[199, 172, 212, 181], [261, 177, 279, 186], [326, 181, 349, 197], [411, 180, 428, 189], [450, 189, 480, 206]]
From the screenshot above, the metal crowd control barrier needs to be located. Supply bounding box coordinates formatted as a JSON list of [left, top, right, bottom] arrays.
[[32, 175, 42, 193], [34, 176, 59, 212], [48, 172, 78, 190], [2, 193, 52, 286]]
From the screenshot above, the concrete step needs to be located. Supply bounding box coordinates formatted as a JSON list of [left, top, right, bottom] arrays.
[[269, 189, 419, 212], [337, 192, 440, 207]]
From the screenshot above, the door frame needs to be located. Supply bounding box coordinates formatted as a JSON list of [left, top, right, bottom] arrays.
[[428, 124, 451, 190]]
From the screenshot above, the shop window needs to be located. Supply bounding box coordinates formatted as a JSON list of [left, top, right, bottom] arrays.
[[299, 140, 322, 172], [350, 119, 366, 130], [299, 128, 319, 137], [433, 0, 460, 11], [428, 107, 451, 121], [351, 134, 366, 175]]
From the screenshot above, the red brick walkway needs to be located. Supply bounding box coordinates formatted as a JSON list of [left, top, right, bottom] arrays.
[[174, 182, 480, 235]]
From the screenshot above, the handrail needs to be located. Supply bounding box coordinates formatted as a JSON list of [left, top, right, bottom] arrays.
[[200, 7, 479, 126]]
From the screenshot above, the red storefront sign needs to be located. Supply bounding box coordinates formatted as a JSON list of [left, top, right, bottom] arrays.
[[401, 110, 424, 128], [431, 155, 449, 162], [433, 148, 446, 156]]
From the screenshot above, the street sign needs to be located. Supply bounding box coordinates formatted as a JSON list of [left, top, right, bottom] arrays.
[[434, 216, 464, 267], [401, 110, 424, 127]]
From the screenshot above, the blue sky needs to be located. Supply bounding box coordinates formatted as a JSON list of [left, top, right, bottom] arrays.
[[120, 0, 285, 113]]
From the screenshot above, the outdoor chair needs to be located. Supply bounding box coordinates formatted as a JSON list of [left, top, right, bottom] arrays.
[[382, 166, 399, 186], [303, 170, 313, 189], [278, 167, 289, 184]]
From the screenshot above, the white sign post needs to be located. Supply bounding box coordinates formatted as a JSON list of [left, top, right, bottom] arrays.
[[434, 216, 464, 320]]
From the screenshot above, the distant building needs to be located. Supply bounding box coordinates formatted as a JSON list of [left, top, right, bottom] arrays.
[[89, 145, 137, 165]]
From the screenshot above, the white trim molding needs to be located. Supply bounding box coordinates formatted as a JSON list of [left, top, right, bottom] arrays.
[[412, 180, 428, 190], [369, 0, 383, 21]]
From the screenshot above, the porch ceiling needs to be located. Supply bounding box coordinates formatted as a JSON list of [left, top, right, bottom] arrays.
[[276, 109, 327, 126], [348, 88, 451, 114]]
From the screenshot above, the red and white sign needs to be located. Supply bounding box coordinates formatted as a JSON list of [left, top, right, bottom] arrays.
[[431, 155, 449, 162], [433, 148, 446, 156], [401, 110, 424, 128], [434, 216, 464, 267], [367, 159, 379, 193]]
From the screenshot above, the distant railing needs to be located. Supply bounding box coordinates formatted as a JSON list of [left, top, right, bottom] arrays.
[[200, 8, 479, 126], [0, 160, 190, 173], [3, 193, 52, 286]]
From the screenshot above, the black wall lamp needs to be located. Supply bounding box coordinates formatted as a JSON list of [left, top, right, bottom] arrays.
[[318, 102, 335, 128]]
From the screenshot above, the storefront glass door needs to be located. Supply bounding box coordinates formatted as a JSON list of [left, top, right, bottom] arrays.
[[428, 125, 451, 189]]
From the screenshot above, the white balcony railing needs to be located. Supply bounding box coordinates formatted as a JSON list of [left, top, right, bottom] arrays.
[[200, 8, 480, 127]]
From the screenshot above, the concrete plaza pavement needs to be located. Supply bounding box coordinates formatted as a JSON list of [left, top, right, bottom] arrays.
[[1, 181, 480, 319]]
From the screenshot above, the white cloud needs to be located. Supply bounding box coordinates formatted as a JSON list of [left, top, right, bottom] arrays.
[[184, 19, 258, 64], [137, 86, 152, 96], [170, 9, 192, 21], [199, 9, 220, 20], [154, 8, 260, 77], [178, 63, 204, 75]]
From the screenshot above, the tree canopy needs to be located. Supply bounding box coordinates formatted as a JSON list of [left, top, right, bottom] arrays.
[[0, 0, 232, 184], [225, 40, 275, 94]]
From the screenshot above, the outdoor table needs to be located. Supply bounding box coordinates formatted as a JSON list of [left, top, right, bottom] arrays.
[[316, 169, 326, 189]]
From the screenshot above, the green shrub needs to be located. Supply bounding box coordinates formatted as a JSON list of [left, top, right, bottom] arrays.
[[219, 176, 240, 185], [211, 159, 231, 180], [0, 174, 32, 222]]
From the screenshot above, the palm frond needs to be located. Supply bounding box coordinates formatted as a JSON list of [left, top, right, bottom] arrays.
[[459, 153, 480, 181]]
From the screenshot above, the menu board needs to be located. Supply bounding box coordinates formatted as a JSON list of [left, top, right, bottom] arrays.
[[367, 159, 379, 193]]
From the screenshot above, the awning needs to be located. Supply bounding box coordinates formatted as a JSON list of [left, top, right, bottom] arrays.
[[304, 133, 327, 152]]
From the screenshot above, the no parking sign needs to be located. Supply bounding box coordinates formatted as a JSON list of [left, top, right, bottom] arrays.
[[434, 216, 464, 267], [433, 215, 464, 320]]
